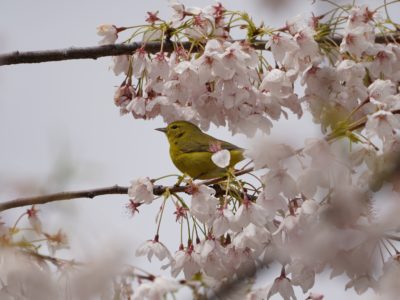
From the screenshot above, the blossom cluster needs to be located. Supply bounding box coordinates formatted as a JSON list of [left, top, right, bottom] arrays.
[[107, 1, 400, 299], [103, 1, 309, 136]]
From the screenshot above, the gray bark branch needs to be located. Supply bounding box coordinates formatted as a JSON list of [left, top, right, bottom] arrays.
[[1, 35, 399, 66]]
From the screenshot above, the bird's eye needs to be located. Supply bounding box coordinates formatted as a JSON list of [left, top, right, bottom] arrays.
[[171, 125, 178, 129]]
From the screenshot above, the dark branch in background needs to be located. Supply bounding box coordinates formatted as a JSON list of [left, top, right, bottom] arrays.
[[0, 167, 253, 212], [1, 35, 400, 66]]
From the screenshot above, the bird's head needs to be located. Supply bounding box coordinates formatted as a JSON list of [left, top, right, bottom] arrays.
[[155, 121, 202, 144]]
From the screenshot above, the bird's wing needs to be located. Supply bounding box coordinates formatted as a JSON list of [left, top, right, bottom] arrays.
[[179, 133, 242, 153]]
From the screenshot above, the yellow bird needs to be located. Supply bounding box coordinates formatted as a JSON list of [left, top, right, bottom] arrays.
[[156, 121, 244, 179]]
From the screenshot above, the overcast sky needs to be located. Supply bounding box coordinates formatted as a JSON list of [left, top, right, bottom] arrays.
[[0, 0, 389, 299]]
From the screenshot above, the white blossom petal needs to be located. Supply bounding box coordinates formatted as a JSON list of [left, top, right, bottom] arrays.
[[211, 149, 231, 168]]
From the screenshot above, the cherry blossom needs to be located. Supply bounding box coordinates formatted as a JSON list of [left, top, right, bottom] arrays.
[[365, 110, 400, 140], [340, 27, 375, 58], [211, 149, 231, 168], [128, 177, 155, 204], [169, 0, 191, 26], [148, 52, 170, 80], [294, 29, 321, 68], [111, 55, 130, 76], [132, 48, 150, 78], [287, 260, 315, 293], [262, 169, 298, 198], [368, 79, 397, 108], [260, 69, 293, 98], [169, 247, 201, 279], [340, 6, 376, 58], [256, 191, 287, 220], [245, 140, 294, 170], [378, 256, 400, 298], [190, 185, 218, 223], [273, 215, 299, 235], [266, 33, 300, 70], [306, 292, 324, 300], [27, 206, 42, 233], [345, 275, 377, 295], [211, 208, 233, 236], [135, 238, 172, 262], [195, 239, 227, 278], [297, 168, 328, 199], [299, 199, 319, 216], [132, 277, 180, 300], [96, 24, 118, 45], [233, 224, 270, 253], [231, 198, 268, 231], [303, 139, 332, 167], [114, 83, 135, 114], [369, 46, 396, 78], [45, 229, 69, 255], [267, 276, 297, 300]]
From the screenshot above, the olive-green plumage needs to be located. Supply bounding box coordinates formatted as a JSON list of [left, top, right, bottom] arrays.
[[156, 121, 244, 179]]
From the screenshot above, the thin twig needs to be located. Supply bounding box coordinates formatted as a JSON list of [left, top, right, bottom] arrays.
[[0, 167, 254, 212], [1, 35, 400, 66], [25, 251, 84, 267], [325, 109, 400, 141], [0, 185, 129, 212]]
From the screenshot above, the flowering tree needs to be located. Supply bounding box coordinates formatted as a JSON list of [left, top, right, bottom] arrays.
[[2, 0, 400, 299]]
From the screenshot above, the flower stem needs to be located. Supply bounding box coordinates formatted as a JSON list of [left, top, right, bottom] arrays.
[[155, 196, 168, 236], [11, 212, 27, 233]]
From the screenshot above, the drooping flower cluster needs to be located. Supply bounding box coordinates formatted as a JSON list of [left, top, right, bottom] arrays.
[[105, 1, 313, 136], [110, 1, 400, 298], [112, 40, 277, 136]]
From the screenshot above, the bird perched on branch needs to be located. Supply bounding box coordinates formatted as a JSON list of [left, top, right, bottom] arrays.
[[156, 121, 244, 179]]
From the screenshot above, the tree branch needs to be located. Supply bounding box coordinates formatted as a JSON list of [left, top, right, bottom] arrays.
[[0, 167, 254, 212], [1, 35, 399, 66], [25, 250, 84, 267], [0, 42, 185, 66], [0, 40, 256, 66]]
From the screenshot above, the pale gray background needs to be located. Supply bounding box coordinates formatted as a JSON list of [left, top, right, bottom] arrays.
[[0, 0, 388, 298]]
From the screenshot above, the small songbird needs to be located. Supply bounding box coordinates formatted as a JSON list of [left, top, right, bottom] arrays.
[[156, 121, 244, 179]]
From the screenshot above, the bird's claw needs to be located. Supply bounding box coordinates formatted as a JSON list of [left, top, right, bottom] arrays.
[[174, 174, 187, 187]]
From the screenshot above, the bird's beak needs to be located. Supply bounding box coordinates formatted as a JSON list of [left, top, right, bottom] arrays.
[[155, 127, 167, 133]]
